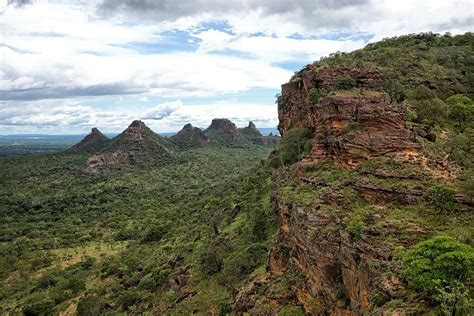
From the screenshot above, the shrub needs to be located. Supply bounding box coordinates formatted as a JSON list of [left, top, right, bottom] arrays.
[[425, 185, 457, 212], [140, 224, 168, 243], [334, 75, 357, 90], [411, 87, 447, 127], [346, 215, 365, 240], [77, 295, 106, 316], [403, 236, 474, 311], [308, 88, 323, 104], [223, 243, 267, 278], [446, 94, 474, 132], [269, 127, 313, 168], [276, 94, 293, 112]]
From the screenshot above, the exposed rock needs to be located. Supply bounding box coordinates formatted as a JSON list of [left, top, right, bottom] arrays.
[[69, 127, 109, 154], [239, 121, 280, 146], [412, 126, 436, 142], [170, 123, 209, 148], [278, 67, 420, 168], [205, 118, 247, 145], [86, 120, 173, 169], [258, 66, 431, 314], [267, 190, 403, 315]]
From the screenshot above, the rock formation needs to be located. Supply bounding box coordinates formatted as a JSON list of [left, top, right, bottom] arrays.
[[86, 120, 173, 168], [205, 118, 247, 145], [239, 121, 280, 146], [69, 127, 109, 154], [278, 66, 420, 168], [235, 66, 447, 314], [170, 123, 209, 148]]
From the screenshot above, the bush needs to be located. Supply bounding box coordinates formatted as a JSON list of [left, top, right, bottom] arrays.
[[195, 241, 224, 276], [403, 236, 474, 311], [140, 224, 168, 243], [334, 75, 357, 90], [411, 87, 447, 127], [269, 127, 313, 168], [426, 185, 457, 212], [77, 295, 106, 316], [446, 94, 474, 132], [346, 215, 365, 240], [223, 243, 267, 278], [308, 88, 323, 104]]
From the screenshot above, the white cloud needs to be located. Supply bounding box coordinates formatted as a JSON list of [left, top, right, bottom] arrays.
[[0, 99, 277, 133], [1, 0, 473, 133], [0, 46, 291, 100], [194, 29, 366, 61]]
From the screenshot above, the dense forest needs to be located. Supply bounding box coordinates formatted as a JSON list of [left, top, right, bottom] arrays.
[[0, 32, 473, 315]]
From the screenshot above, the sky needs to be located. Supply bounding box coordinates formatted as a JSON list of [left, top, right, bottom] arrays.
[[0, 0, 472, 134]]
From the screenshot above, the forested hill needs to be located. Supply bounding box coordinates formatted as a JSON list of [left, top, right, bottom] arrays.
[[314, 32, 473, 101]]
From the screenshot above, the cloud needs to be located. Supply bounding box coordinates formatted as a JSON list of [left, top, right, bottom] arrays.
[[97, 0, 370, 29], [0, 98, 278, 133], [7, 0, 34, 8], [142, 100, 182, 120], [1, 0, 473, 134], [0, 45, 291, 101]]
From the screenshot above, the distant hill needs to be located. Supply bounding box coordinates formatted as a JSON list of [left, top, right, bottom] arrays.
[[239, 121, 280, 146], [169, 123, 209, 148], [87, 120, 173, 168], [204, 118, 248, 146], [69, 128, 110, 154]]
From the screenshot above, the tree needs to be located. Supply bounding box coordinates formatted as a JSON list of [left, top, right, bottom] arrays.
[[446, 94, 474, 132], [403, 236, 474, 314], [269, 127, 313, 168], [411, 87, 447, 127], [334, 75, 357, 90]]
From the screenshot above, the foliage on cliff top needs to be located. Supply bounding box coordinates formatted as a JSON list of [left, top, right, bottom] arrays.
[[314, 32, 473, 102]]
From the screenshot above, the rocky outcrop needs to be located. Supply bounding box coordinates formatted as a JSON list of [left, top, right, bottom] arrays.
[[239, 121, 280, 146], [278, 67, 420, 168], [170, 123, 209, 148], [205, 118, 247, 145], [69, 127, 109, 154], [256, 66, 432, 314], [86, 120, 173, 169]]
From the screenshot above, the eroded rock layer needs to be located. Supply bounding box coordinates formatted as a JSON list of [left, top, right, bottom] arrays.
[[278, 67, 419, 167]]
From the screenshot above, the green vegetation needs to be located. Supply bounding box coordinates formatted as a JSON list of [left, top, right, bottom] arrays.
[[269, 127, 312, 168], [410, 87, 448, 127], [425, 185, 457, 212], [446, 94, 474, 132], [308, 87, 323, 104], [0, 146, 276, 314], [276, 93, 293, 112], [403, 236, 474, 314], [334, 75, 357, 90], [346, 214, 365, 240]]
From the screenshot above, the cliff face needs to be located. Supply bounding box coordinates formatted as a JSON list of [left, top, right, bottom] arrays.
[[278, 67, 420, 168], [261, 66, 433, 314]]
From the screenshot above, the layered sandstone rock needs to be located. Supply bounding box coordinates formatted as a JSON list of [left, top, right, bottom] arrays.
[[256, 66, 429, 314], [278, 67, 420, 167]]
